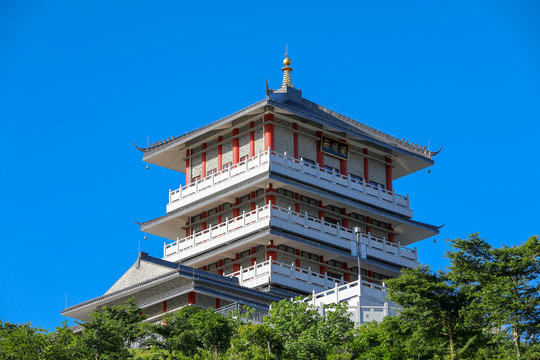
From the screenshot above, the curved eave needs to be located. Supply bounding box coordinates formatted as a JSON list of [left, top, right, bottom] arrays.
[[139, 99, 269, 172], [268, 99, 436, 177]]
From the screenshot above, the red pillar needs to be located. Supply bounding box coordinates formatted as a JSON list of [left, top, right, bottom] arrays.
[[264, 113, 274, 151], [295, 193, 300, 212], [218, 205, 222, 223], [215, 298, 221, 309], [185, 149, 191, 184], [295, 249, 301, 268], [202, 265, 207, 271], [316, 131, 324, 168], [232, 129, 239, 164], [233, 263, 240, 272], [293, 123, 299, 159], [344, 265, 351, 282], [201, 143, 207, 178], [233, 198, 240, 217], [366, 216, 371, 234], [201, 211, 207, 230], [249, 122, 255, 157], [385, 157, 393, 192], [388, 223, 395, 243], [318, 201, 325, 220], [217, 136, 223, 171], [265, 183, 276, 205], [250, 191, 256, 211], [341, 208, 349, 228], [266, 240, 276, 261], [185, 223, 190, 237], [363, 148, 369, 183], [187, 292, 196, 305], [163, 300, 167, 313], [340, 139, 347, 175]]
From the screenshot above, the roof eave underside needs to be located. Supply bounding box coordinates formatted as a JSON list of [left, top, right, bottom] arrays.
[[268, 99, 434, 164]]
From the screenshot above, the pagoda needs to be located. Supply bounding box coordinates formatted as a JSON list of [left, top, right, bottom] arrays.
[[61, 52, 440, 324]]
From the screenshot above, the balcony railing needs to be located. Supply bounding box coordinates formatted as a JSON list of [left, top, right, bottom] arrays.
[[225, 258, 346, 292], [163, 204, 418, 266], [167, 150, 411, 216]]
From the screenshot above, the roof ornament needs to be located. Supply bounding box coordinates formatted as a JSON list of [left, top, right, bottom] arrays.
[[281, 46, 293, 88]]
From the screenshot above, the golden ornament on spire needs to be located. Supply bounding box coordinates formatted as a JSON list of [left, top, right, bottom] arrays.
[[281, 46, 293, 88]]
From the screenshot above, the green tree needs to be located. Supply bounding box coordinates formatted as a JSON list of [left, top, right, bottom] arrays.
[[0, 320, 47, 360], [447, 234, 540, 358], [226, 323, 282, 360], [190, 308, 236, 359], [385, 265, 482, 359], [42, 321, 88, 360], [142, 305, 201, 359], [80, 298, 146, 360]]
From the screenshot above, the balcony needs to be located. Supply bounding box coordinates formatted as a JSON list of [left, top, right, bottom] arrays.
[[224, 258, 346, 293], [162, 204, 418, 268], [167, 150, 412, 216]]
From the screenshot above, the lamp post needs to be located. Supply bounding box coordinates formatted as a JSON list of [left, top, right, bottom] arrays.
[[354, 227, 362, 284]]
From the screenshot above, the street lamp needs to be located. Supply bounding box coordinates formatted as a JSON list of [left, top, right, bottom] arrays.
[[354, 226, 362, 284]]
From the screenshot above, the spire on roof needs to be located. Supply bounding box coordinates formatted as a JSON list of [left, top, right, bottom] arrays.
[[281, 46, 293, 88]]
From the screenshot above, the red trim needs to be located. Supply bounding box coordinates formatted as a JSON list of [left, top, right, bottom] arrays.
[[187, 292, 196, 305], [295, 259, 301, 268], [202, 265, 207, 271], [163, 300, 167, 313], [251, 258, 256, 266], [233, 263, 240, 272], [217, 136, 223, 170], [316, 131, 324, 167], [264, 113, 274, 151], [267, 251, 277, 261], [201, 212, 207, 230], [363, 148, 369, 183], [293, 123, 299, 159], [340, 139, 347, 175], [385, 157, 393, 192], [388, 223, 395, 243], [232, 129, 239, 164], [341, 208, 349, 228], [320, 265, 327, 275], [185, 149, 190, 184], [233, 198, 240, 217], [250, 121, 255, 157], [366, 216, 371, 233], [201, 143, 207, 177], [215, 298, 221, 309]]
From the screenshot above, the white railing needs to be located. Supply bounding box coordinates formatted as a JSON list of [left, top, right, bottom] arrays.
[[162, 204, 418, 264], [224, 258, 345, 290], [167, 150, 410, 214], [164, 205, 271, 257], [305, 280, 399, 325], [169, 151, 270, 204]]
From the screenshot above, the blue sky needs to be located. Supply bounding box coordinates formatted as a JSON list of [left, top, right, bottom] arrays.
[[1, 1, 539, 330]]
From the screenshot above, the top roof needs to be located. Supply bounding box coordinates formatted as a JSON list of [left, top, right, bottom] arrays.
[[135, 54, 441, 173]]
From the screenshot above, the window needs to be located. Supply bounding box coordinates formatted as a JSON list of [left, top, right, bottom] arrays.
[[191, 214, 202, 223], [326, 205, 342, 214], [240, 249, 251, 259], [223, 162, 232, 169], [256, 189, 265, 197], [302, 158, 315, 166], [277, 244, 296, 254], [276, 188, 295, 198], [300, 195, 318, 206], [349, 213, 365, 222], [223, 258, 233, 265], [222, 202, 232, 210], [327, 259, 344, 269], [239, 194, 250, 203], [327, 271, 341, 279], [192, 175, 201, 182], [256, 245, 265, 252], [208, 262, 217, 271], [207, 207, 218, 216], [350, 173, 363, 183], [325, 217, 339, 225], [301, 251, 319, 261], [371, 218, 388, 229], [206, 168, 217, 177]]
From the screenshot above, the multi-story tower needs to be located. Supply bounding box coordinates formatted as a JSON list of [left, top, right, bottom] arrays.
[[62, 54, 440, 324]]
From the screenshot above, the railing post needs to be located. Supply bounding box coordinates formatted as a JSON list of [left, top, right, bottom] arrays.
[[254, 261, 257, 277], [383, 301, 389, 317], [308, 267, 312, 284], [163, 242, 166, 255], [382, 237, 386, 253], [178, 186, 182, 198], [177, 239, 180, 253], [168, 189, 171, 203], [362, 179, 367, 193], [414, 246, 418, 261], [397, 241, 402, 257], [407, 194, 410, 208], [226, 218, 229, 233], [243, 211, 246, 227], [335, 282, 339, 303], [332, 169, 336, 182], [291, 262, 294, 278], [312, 290, 316, 306], [377, 185, 381, 198], [357, 299, 362, 324], [239, 266, 243, 282], [255, 205, 259, 221], [211, 172, 215, 186], [208, 225, 212, 239], [245, 158, 249, 172], [288, 207, 291, 222]]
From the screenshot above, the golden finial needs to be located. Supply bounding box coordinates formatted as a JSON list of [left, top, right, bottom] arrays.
[[281, 46, 293, 88]]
